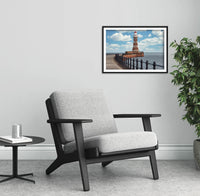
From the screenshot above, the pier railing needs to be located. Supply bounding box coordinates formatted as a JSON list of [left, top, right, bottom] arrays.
[[115, 54, 164, 70]]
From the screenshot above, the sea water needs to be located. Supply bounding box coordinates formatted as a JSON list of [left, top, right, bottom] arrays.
[[136, 52, 164, 69]]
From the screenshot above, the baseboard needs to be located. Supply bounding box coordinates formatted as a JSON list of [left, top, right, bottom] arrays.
[[0, 144, 193, 160], [156, 144, 193, 160], [0, 145, 56, 160]]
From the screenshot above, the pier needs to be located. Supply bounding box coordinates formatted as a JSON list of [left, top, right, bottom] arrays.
[[115, 54, 164, 70], [106, 54, 129, 69]]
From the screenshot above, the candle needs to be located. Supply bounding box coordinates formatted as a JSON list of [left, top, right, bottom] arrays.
[[12, 124, 22, 138]]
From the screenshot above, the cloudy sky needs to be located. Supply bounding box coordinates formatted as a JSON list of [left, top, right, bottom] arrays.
[[106, 30, 164, 53]]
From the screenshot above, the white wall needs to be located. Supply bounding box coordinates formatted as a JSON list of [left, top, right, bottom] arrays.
[[0, 0, 199, 147]]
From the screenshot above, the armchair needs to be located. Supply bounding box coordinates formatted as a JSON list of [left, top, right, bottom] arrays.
[[45, 90, 161, 191]]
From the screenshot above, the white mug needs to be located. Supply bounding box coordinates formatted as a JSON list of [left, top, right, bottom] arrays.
[[12, 124, 22, 138]]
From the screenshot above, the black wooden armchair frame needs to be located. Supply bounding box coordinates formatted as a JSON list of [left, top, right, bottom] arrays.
[[46, 98, 161, 191]]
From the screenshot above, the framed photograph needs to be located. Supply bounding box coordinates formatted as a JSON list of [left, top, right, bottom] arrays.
[[102, 26, 168, 73]]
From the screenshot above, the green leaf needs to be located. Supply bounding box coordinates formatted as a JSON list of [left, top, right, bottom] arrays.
[[196, 36, 200, 45], [170, 36, 200, 137]]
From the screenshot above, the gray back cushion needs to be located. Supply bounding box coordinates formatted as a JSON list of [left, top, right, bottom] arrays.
[[50, 90, 118, 144]]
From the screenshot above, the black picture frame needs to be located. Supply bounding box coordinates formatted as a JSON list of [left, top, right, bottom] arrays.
[[102, 26, 168, 73]]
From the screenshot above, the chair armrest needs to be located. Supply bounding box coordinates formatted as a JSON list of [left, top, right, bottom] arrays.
[[113, 114, 161, 118], [113, 114, 161, 132], [47, 119, 93, 124], [47, 119, 90, 164]]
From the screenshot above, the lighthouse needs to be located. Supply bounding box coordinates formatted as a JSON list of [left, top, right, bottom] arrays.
[[132, 31, 139, 52], [123, 30, 144, 58]]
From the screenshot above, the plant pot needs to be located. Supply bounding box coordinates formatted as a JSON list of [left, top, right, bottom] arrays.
[[193, 139, 200, 170]]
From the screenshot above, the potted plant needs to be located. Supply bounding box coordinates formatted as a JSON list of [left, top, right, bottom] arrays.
[[170, 36, 200, 169]]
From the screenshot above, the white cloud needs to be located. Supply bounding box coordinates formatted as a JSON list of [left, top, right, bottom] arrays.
[[139, 37, 163, 46], [137, 34, 143, 38], [148, 34, 151, 37], [106, 41, 132, 53], [110, 33, 132, 41], [152, 30, 163, 37], [118, 31, 132, 34], [110, 44, 120, 48], [138, 36, 164, 52], [121, 42, 132, 50], [106, 43, 121, 53]]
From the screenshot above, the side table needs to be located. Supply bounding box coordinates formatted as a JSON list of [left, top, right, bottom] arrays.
[[0, 136, 45, 183]]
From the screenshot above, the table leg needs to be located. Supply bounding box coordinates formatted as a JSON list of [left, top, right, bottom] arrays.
[[13, 146, 18, 177], [0, 175, 12, 177], [19, 173, 33, 177], [0, 146, 35, 183], [0, 176, 14, 183], [17, 176, 35, 183]]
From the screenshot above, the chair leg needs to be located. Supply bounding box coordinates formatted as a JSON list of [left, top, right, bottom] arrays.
[[46, 158, 63, 175], [149, 151, 159, 180], [78, 158, 89, 191], [73, 123, 90, 191], [102, 161, 113, 167]]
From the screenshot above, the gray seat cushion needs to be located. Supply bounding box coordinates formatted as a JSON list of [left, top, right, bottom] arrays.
[[64, 131, 157, 154], [50, 90, 117, 144]]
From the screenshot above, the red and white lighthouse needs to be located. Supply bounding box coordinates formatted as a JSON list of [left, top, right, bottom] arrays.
[[132, 31, 139, 52], [123, 30, 144, 58]]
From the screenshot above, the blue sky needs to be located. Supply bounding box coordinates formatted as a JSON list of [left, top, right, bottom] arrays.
[[106, 30, 164, 53]]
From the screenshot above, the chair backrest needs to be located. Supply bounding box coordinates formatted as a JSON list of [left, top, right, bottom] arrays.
[[50, 90, 118, 144]]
